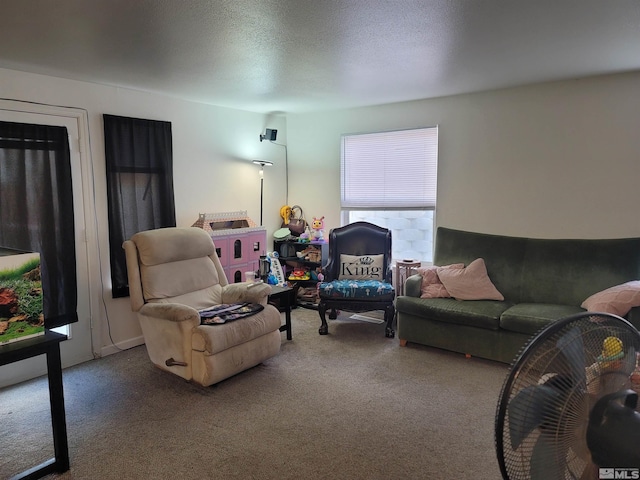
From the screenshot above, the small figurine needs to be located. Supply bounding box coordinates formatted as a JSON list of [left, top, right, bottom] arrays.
[[299, 225, 311, 242], [597, 336, 625, 371], [310, 267, 324, 282], [310, 216, 325, 241]]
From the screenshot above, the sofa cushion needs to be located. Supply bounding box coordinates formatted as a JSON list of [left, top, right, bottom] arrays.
[[519, 237, 640, 307], [581, 281, 640, 316], [417, 263, 464, 299], [318, 279, 395, 300], [499, 303, 585, 336], [437, 258, 504, 301], [141, 256, 220, 304], [433, 228, 528, 302], [192, 305, 282, 355], [395, 297, 511, 330], [433, 228, 640, 306], [133, 227, 215, 266]]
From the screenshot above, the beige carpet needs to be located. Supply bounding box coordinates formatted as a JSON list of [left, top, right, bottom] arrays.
[[0, 307, 509, 480]]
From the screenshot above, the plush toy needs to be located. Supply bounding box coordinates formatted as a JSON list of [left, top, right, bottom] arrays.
[[279, 205, 292, 225], [299, 225, 311, 241], [310, 216, 325, 241]]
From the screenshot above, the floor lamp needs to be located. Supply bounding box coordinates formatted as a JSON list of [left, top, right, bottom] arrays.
[[252, 160, 273, 226]]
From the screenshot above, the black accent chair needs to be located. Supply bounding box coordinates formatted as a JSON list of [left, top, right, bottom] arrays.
[[318, 222, 396, 337]]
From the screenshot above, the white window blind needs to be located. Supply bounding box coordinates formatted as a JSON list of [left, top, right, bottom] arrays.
[[341, 127, 438, 209]]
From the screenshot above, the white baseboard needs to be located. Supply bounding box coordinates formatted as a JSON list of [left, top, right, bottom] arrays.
[[99, 335, 145, 358]]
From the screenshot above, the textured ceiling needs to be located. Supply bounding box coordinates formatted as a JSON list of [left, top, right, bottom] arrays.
[[0, 0, 639, 113]]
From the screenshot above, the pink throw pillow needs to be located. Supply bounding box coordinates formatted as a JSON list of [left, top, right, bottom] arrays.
[[417, 264, 464, 299], [437, 258, 504, 301], [581, 281, 640, 316]]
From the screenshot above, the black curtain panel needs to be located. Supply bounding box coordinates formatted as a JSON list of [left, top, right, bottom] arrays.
[[103, 115, 176, 298], [0, 121, 78, 328]]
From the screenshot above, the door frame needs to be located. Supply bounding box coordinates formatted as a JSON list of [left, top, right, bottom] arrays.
[[0, 99, 101, 385]]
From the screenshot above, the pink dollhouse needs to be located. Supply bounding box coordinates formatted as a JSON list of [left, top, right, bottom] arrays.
[[192, 211, 266, 283]]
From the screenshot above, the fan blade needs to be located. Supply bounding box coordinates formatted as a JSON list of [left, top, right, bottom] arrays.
[[508, 384, 561, 450], [531, 433, 567, 480], [557, 326, 586, 386]]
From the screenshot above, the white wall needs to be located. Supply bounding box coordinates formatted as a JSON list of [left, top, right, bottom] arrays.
[[287, 71, 640, 240], [2, 67, 640, 369], [0, 68, 288, 361]]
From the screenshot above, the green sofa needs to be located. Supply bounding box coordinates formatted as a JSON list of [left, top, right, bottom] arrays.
[[396, 227, 640, 363]]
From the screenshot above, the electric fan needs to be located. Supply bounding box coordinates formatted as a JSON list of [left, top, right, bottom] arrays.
[[495, 312, 640, 479]]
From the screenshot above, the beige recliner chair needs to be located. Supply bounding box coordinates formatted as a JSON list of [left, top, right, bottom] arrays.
[[123, 227, 281, 386]]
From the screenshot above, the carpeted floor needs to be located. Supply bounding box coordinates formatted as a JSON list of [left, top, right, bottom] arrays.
[[0, 307, 509, 480]]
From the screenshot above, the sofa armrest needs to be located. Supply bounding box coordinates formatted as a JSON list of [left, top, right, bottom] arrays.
[[138, 302, 200, 326], [404, 274, 422, 298], [221, 282, 271, 306]]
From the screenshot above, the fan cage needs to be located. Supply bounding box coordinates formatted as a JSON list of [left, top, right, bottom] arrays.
[[495, 312, 640, 480]]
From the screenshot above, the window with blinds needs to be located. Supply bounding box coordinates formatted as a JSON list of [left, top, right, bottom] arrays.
[[341, 127, 438, 209], [341, 126, 439, 263]]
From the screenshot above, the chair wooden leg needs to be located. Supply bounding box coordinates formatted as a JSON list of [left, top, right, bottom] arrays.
[[318, 301, 329, 335], [384, 303, 395, 338]]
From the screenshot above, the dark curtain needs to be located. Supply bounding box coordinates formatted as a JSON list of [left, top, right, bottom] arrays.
[[0, 121, 78, 328], [104, 115, 176, 298]]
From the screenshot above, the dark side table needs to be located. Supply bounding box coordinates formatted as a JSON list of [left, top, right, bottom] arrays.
[[0, 330, 69, 479], [269, 285, 295, 340]]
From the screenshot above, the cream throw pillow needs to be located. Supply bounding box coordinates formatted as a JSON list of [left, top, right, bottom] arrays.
[[338, 254, 384, 280], [437, 258, 504, 301], [581, 280, 640, 316], [417, 263, 464, 298]]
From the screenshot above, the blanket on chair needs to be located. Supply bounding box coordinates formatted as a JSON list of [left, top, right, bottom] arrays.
[[199, 302, 264, 325]]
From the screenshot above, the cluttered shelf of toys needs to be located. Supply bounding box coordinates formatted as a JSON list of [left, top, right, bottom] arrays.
[[275, 207, 327, 277], [270, 206, 328, 307], [274, 239, 328, 281]]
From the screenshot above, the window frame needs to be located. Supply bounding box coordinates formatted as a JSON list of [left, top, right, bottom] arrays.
[[340, 126, 439, 264], [340, 126, 438, 210]]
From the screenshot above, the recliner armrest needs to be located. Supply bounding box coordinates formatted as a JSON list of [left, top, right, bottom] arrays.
[[138, 302, 200, 325], [221, 282, 272, 306]]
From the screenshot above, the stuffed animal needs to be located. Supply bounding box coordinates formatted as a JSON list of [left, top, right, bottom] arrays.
[[299, 225, 311, 241], [310, 216, 325, 241], [279, 205, 292, 225]]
